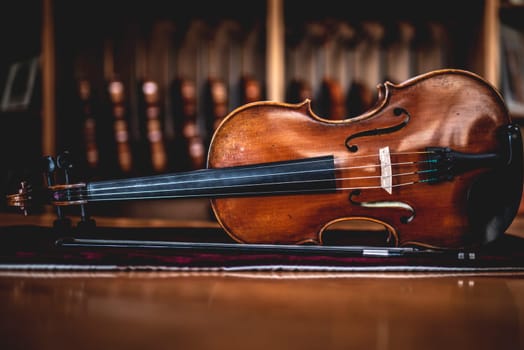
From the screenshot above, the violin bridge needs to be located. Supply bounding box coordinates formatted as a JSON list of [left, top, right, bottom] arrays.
[[379, 146, 393, 194]]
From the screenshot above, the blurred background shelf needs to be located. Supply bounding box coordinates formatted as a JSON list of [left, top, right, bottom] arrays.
[[0, 0, 522, 221]]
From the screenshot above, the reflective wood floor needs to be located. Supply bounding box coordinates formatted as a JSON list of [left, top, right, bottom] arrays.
[[1, 271, 524, 350]]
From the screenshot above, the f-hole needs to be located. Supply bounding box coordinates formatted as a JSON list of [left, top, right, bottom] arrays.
[[345, 107, 410, 153], [349, 189, 416, 224]]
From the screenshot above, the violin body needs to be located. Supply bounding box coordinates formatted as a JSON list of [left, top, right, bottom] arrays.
[[208, 69, 522, 248]]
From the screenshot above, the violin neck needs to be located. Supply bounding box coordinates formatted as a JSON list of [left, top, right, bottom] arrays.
[[84, 156, 337, 202]]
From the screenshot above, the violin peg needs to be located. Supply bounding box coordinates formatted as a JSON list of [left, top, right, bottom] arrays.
[[41, 155, 56, 175], [57, 151, 75, 184], [42, 152, 72, 224], [56, 150, 74, 170]]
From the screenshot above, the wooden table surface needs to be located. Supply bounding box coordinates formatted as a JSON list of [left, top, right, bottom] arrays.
[[1, 212, 524, 349], [1, 271, 524, 350]]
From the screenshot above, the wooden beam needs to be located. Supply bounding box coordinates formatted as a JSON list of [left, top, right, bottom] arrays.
[[266, 0, 285, 102], [41, 0, 55, 156]]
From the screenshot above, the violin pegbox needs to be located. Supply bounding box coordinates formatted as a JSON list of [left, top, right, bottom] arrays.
[[3, 155, 60, 215], [40, 153, 72, 228], [4, 151, 96, 229], [3, 154, 59, 216]]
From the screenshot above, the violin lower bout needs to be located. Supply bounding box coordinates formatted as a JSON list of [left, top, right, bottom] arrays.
[[210, 170, 488, 248]]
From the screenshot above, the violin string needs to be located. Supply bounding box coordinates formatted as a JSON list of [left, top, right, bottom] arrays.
[[61, 179, 427, 202], [68, 159, 434, 197], [86, 158, 335, 192], [81, 150, 437, 190], [334, 150, 433, 162], [84, 156, 437, 194], [46, 150, 442, 202], [84, 168, 430, 199], [57, 163, 438, 202]]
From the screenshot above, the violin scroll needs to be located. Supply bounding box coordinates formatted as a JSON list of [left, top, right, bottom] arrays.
[[6, 181, 32, 216]]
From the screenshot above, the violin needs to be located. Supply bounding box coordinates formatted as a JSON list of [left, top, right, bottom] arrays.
[[315, 20, 346, 120], [171, 77, 206, 170], [6, 69, 523, 249]]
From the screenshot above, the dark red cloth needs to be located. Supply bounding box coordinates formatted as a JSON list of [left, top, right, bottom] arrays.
[[1, 225, 524, 271]]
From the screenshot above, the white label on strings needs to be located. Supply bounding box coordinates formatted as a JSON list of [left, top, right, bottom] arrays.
[[379, 146, 393, 194]]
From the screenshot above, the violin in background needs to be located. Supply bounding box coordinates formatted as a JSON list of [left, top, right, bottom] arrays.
[[202, 21, 236, 142], [77, 80, 99, 173], [412, 21, 448, 75], [238, 22, 264, 105], [170, 20, 207, 171], [346, 21, 386, 117], [302, 20, 344, 120], [285, 22, 313, 105], [171, 77, 205, 170], [328, 20, 371, 119], [7, 70, 523, 249], [382, 21, 416, 84], [73, 44, 102, 178], [134, 23, 168, 174], [315, 20, 346, 120], [107, 77, 133, 175], [102, 31, 134, 177], [138, 79, 168, 173]]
